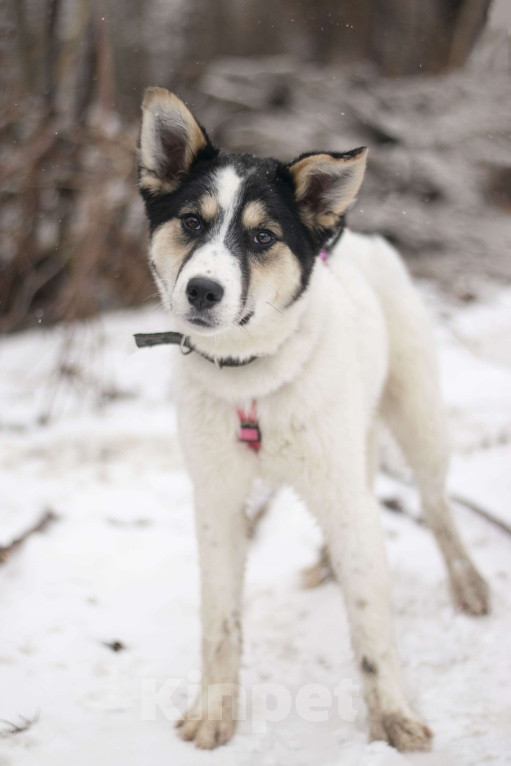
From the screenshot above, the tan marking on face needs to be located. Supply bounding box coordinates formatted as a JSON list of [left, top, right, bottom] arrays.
[[199, 194, 219, 221], [151, 218, 190, 285], [242, 201, 267, 228], [179, 194, 219, 223], [241, 201, 283, 238], [249, 241, 302, 310]]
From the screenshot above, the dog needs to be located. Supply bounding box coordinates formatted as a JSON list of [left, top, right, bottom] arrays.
[[137, 87, 490, 752]]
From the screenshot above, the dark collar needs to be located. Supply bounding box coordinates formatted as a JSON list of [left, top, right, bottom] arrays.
[[134, 221, 346, 367], [134, 331, 257, 368]]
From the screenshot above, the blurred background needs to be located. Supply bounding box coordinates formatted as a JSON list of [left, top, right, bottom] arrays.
[[0, 0, 510, 333]]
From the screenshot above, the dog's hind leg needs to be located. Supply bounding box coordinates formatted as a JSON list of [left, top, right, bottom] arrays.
[[302, 421, 379, 590], [380, 292, 490, 615], [176, 448, 255, 749], [245, 480, 277, 538]]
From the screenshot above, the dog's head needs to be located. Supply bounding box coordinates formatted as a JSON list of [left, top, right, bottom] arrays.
[[138, 88, 367, 337]]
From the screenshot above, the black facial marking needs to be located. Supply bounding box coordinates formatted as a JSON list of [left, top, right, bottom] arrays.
[[139, 148, 328, 307], [223, 155, 320, 303], [239, 311, 254, 326], [175, 238, 206, 284]]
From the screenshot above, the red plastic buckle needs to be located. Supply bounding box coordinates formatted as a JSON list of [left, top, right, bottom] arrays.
[[237, 401, 261, 452], [239, 423, 261, 451]]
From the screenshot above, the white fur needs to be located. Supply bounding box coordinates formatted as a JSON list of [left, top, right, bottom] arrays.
[[216, 165, 242, 214], [172, 230, 489, 750]]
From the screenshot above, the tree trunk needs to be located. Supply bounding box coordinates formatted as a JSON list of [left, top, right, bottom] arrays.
[[179, 0, 492, 77]]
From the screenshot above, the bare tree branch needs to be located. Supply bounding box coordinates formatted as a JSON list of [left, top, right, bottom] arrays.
[[382, 469, 511, 538], [0, 711, 40, 738], [44, 0, 62, 116], [0, 511, 58, 565]]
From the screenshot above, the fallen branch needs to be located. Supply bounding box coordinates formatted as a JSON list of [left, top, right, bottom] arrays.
[[450, 490, 511, 537], [0, 511, 58, 565], [382, 469, 511, 537], [381, 494, 425, 526], [0, 711, 40, 738]]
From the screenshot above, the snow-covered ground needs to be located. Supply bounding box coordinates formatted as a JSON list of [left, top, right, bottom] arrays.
[[1, 284, 510, 766]]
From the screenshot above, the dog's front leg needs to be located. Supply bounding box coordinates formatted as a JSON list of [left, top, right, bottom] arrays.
[[176, 455, 253, 749], [302, 461, 433, 753]]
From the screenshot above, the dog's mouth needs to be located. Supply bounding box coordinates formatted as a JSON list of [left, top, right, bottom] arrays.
[[187, 316, 216, 329], [176, 304, 256, 337], [183, 309, 255, 333]]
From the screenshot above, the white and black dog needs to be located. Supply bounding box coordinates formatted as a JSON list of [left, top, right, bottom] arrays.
[[137, 87, 490, 752]]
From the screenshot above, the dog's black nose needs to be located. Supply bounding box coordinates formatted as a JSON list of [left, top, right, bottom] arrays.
[[186, 277, 224, 311]]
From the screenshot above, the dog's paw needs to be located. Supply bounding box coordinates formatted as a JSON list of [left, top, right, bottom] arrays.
[[175, 687, 237, 749], [176, 715, 235, 749], [370, 710, 433, 752], [449, 558, 490, 616]]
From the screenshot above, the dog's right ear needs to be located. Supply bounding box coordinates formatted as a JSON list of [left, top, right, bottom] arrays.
[[138, 87, 216, 195]]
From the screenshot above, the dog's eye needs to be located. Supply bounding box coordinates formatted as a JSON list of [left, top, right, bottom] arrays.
[[183, 215, 201, 231], [254, 230, 274, 246]]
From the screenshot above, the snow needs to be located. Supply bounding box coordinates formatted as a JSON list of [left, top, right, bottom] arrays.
[[1, 287, 511, 766]]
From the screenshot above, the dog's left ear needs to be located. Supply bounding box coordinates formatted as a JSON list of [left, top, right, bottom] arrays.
[[287, 148, 367, 231], [138, 87, 216, 195]]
